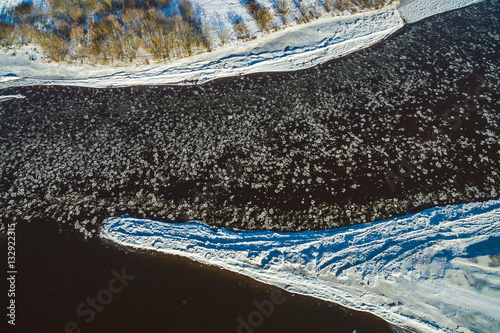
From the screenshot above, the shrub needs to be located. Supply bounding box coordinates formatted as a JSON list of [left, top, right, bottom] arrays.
[[68, 6, 84, 25], [350, 0, 389, 10], [245, 1, 274, 31], [374, 0, 389, 9], [218, 28, 232, 45], [86, 15, 115, 59], [47, 0, 80, 17], [57, 20, 72, 38], [69, 24, 85, 46], [277, 0, 290, 16], [298, 2, 317, 23], [277, 0, 291, 23], [0, 23, 15, 46], [200, 23, 215, 50], [180, 0, 196, 23], [355, 0, 372, 9], [234, 20, 249, 39], [13, 3, 33, 16], [337, 0, 356, 11], [120, 32, 141, 60], [81, 0, 108, 14], [12, 23, 38, 44], [122, 8, 146, 37], [151, 0, 171, 7], [33, 31, 69, 62], [101, 0, 114, 10], [324, 0, 335, 12]]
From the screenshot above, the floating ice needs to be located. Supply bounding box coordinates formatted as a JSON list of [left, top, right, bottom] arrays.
[[101, 200, 500, 333], [0, 94, 25, 102]]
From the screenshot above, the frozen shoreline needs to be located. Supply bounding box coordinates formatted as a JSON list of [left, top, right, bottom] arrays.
[[0, 0, 484, 89], [101, 199, 500, 333]]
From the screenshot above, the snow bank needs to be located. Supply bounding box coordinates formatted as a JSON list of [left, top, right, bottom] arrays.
[[0, 0, 484, 89], [101, 200, 500, 333]]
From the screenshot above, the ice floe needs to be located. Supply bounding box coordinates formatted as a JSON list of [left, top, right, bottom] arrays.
[[0, 94, 25, 102]]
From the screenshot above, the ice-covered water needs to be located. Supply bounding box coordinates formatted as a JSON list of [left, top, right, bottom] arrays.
[[102, 199, 500, 333]]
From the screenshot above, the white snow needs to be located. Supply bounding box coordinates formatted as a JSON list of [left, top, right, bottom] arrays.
[[101, 200, 500, 333], [0, 73, 20, 82], [0, 93, 25, 102], [0, 0, 484, 89]]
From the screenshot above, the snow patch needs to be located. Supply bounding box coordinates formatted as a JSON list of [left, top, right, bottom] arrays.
[[101, 200, 500, 333]]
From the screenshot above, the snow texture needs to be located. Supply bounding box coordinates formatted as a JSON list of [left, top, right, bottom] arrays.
[[101, 200, 500, 333], [0, 0, 484, 88]]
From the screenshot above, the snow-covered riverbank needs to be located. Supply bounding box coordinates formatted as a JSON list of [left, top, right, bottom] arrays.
[[101, 199, 500, 333], [0, 0, 484, 88]]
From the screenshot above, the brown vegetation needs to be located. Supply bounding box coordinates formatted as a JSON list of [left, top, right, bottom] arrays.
[[32, 31, 69, 61], [245, 0, 274, 31], [276, 0, 291, 24], [13, 3, 33, 16], [298, 2, 319, 23], [333, 0, 354, 12], [0, 23, 14, 46], [353, 0, 391, 10], [234, 20, 249, 39], [1, 0, 209, 63]]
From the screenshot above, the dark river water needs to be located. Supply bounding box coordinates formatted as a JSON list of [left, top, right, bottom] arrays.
[[1, 0, 499, 332], [2, 221, 394, 333]]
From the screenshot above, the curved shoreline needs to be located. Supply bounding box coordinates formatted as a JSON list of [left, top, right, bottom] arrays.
[[100, 199, 500, 333], [0, 0, 483, 89]]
